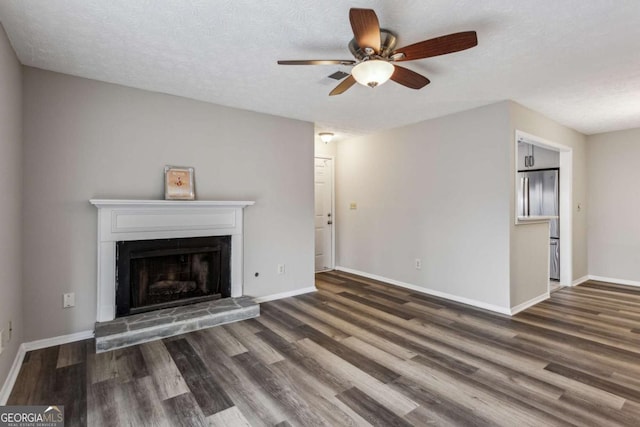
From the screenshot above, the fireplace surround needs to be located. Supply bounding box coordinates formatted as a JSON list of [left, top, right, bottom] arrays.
[[90, 199, 254, 322]]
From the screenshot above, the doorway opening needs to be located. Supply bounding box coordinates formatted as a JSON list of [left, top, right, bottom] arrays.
[[515, 130, 573, 291]]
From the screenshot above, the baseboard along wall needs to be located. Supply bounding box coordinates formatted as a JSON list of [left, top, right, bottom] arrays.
[[0, 330, 94, 405], [334, 266, 514, 315], [585, 275, 640, 288], [252, 286, 317, 304]]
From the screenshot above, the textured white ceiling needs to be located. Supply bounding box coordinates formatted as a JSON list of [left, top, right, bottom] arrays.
[[1, 0, 639, 139]]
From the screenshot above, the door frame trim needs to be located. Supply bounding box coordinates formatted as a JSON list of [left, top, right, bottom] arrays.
[[315, 155, 335, 271], [515, 130, 573, 290]]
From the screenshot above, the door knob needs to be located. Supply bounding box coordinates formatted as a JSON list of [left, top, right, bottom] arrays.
[[327, 221, 333, 225]]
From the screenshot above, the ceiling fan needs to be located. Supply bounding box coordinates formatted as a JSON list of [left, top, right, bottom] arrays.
[[278, 8, 478, 96]]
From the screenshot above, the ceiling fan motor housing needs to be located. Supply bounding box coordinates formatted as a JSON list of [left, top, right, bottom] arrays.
[[348, 29, 398, 60]]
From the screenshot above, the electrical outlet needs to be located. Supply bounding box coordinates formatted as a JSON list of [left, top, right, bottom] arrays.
[[277, 264, 285, 275], [63, 292, 75, 308], [415, 258, 422, 270], [0, 329, 4, 355]]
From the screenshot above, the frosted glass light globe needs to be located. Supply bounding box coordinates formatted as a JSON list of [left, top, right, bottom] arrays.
[[351, 60, 395, 88]]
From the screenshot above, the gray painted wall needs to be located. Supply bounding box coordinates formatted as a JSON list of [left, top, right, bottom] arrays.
[[335, 100, 588, 311], [509, 220, 550, 306], [0, 23, 23, 387], [587, 128, 640, 282], [22, 68, 315, 341], [336, 102, 512, 310]]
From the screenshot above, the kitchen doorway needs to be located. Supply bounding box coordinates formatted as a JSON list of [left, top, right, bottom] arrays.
[[515, 130, 573, 290]]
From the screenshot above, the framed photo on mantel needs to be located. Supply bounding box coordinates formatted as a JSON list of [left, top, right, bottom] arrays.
[[164, 165, 195, 200]]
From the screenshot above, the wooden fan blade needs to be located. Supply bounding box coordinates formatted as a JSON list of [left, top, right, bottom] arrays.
[[393, 31, 478, 61], [277, 60, 356, 65], [349, 8, 381, 54], [329, 75, 356, 96], [390, 65, 430, 89]]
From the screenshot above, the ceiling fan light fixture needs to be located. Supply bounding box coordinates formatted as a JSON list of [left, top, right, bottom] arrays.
[[351, 60, 394, 88], [278, 9, 477, 96], [319, 132, 334, 144]]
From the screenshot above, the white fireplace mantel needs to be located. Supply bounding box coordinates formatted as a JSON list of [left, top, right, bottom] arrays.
[[90, 199, 255, 322]]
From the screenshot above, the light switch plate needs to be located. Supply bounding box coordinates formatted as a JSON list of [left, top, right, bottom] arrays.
[[63, 292, 75, 308]]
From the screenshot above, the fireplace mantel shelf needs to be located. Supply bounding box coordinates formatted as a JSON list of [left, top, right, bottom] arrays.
[[90, 199, 255, 208]]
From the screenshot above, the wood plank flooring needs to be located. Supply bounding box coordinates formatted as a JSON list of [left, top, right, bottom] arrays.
[[8, 272, 640, 426]]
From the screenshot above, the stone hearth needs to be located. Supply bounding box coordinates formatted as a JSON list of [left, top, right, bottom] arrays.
[[95, 296, 259, 352]]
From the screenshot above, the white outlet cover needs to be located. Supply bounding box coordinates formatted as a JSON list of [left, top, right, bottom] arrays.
[[63, 293, 75, 308], [0, 329, 4, 354]]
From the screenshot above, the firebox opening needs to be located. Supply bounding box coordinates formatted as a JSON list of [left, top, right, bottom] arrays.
[[116, 236, 231, 317]]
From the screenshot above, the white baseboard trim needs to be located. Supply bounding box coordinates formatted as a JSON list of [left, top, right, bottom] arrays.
[[0, 344, 26, 405], [587, 275, 640, 288], [334, 266, 512, 315], [252, 286, 317, 304], [22, 330, 95, 352], [1, 329, 94, 405], [510, 292, 550, 315], [572, 275, 590, 286]]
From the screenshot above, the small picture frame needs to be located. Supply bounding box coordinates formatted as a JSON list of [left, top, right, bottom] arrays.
[[164, 166, 195, 200]]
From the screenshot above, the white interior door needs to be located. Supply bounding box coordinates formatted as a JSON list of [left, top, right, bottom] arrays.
[[315, 157, 334, 272]]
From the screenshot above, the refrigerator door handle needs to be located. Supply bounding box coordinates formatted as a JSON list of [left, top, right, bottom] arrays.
[[520, 177, 525, 216], [524, 176, 530, 216], [521, 176, 528, 217]]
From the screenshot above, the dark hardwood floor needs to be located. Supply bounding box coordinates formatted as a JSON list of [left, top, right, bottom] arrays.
[[8, 271, 640, 426]]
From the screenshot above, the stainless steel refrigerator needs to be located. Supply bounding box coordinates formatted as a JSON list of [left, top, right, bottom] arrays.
[[518, 169, 560, 280]]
